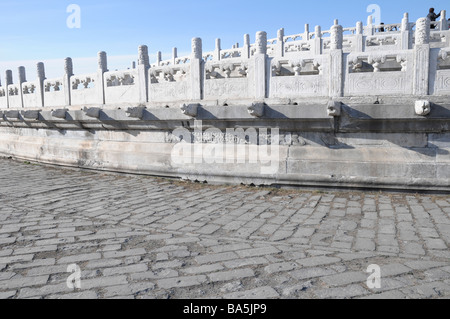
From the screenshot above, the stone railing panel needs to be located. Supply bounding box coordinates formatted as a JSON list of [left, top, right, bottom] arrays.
[[204, 60, 253, 100], [431, 49, 450, 95], [365, 34, 402, 51], [104, 69, 140, 104], [7, 84, 22, 108], [148, 64, 191, 103], [22, 81, 40, 108], [345, 51, 413, 96], [43, 78, 65, 107], [70, 73, 101, 106], [269, 55, 328, 98]]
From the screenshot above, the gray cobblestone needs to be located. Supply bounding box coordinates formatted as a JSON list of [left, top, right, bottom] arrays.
[[0, 275, 49, 290], [315, 284, 369, 298], [320, 271, 367, 287], [1, 159, 449, 299], [264, 262, 298, 274], [223, 286, 279, 299], [102, 263, 148, 276], [57, 253, 102, 264], [157, 275, 207, 289], [297, 256, 341, 267], [195, 252, 239, 264], [236, 246, 280, 258], [208, 268, 255, 282]]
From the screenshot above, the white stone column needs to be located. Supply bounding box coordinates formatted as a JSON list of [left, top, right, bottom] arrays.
[[243, 34, 250, 59], [36, 63, 45, 107], [97, 51, 108, 104], [64, 58, 73, 106], [304, 24, 310, 41], [254, 31, 267, 100], [364, 15, 374, 36], [329, 20, 344, 98], [277, 28, 284, 58], [214, 38, 221, 61], [401, 13, 411, 50], [190, 37, 203, 101], [413, 18, 430, 96], [5, 70, 13, 108], [313, 25, 322, 55], [440, 10, 448, 31], [138, 45, 149, 104], [156, 51, 162, 66], [172, 47, 178, 65], [17, 66, 26, 108], [354, 21, 364, 52]]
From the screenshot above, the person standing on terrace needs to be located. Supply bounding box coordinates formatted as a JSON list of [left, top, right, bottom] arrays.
[[428, 8, 441, 29]]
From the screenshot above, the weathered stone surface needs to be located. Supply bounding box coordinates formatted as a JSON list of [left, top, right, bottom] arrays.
[[0, 159, 449, 300]]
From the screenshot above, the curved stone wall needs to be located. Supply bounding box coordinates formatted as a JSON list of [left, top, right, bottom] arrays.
[[1, 13, 450, 191]]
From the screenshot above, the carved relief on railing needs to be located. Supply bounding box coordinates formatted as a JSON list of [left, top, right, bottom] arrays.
[[220, 48, 242, 60], [285, 41, 311, 53], [159, 60, 172, 66], [438, 49, 450, 70], [266, 45, 276, 56], [430, 32, 447, 48], [349, 53, 407, 73], [323, 39, 331, 50], [105, 72, 135, 87], [22, 83, 36, 94], [205, 62, 248, 79], [150, 66, 189, 84], [175, 56, 191, 65], [8, 85, 20, 96], [366, 35, 399, 47], [44, 79, 63, 92], [204, 77, 250, 100], [373, 23, 401, 33], [271, 58, 322, 77], [0, 88, 6, 97], [21, 81, 40, 107], [71, 75, 95, 90], [345, 73, 411, 96], [203, 52, 213, 62]]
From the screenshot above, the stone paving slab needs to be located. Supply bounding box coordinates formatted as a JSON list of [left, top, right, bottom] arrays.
[[0, 158, 449, 299]]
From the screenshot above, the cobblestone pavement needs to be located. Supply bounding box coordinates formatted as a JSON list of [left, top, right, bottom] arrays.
[[0, 158, 449, 299]]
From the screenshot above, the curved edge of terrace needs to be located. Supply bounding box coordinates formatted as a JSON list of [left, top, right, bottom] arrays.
[[1, 12, 450, 191]]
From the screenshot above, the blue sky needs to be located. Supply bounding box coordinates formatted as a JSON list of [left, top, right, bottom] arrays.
[[0, 0, 448, 79]]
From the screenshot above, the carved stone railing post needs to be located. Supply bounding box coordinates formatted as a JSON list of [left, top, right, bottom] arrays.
[[413, 18, 430, 96], [36, 63, 45, 107], [214, 38, 221, 61], [172, 47, 178, 65], [5, 70, 13, 108], [313, 25, 322, 55], [190, 37, 203, 101], [17, 66, 26, 108], [156, 51, 162, 67], [277, 28, 284, 57], [243, 34, 250, 59], [97, 51, 108, 104], [364, 15, 374, 36], [254, 31, 267, 100], [304, 24, 310, 41], [440, 10, 448, 31], [329, 20, 344, 98], [401, 13, 411, 50], [138, 45, 150, 104], [64, 58, 73, 106], [354, 21, 364, 52]]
